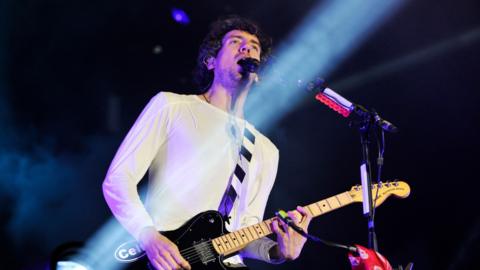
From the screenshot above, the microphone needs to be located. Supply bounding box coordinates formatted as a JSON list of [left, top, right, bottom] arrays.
[[307, 78, 354, 118], [237, 58, 260, 74], [308, 78, 399, 133]]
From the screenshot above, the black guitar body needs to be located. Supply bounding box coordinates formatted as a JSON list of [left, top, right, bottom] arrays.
[[117, 210, 243, 270]]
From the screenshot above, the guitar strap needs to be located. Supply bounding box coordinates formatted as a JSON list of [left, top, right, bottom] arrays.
[[218, 124, 256, 225]]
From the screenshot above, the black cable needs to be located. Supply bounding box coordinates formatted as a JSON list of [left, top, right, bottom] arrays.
[[274, 210, 358, 254]]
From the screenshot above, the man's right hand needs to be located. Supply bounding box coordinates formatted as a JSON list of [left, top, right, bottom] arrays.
[[138, 226, 191, 270]]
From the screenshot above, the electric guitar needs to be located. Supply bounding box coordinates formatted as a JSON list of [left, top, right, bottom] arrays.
[[114, 180, 410, 269]]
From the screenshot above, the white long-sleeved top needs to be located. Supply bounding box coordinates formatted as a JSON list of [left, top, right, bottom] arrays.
[[103, 91, 280, 264]]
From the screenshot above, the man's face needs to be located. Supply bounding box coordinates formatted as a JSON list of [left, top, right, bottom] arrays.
[[208, 30, 261, 86]]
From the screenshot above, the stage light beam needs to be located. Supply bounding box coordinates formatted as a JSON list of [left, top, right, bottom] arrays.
[[246, 0, 406, 131]]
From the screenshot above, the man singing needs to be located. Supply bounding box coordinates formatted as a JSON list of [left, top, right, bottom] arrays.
[[103, 15, 312, 269]]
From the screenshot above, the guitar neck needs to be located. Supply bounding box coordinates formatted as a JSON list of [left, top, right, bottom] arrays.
[[211, 191, 355, 256]]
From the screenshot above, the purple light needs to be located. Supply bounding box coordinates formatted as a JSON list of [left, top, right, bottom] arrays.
[[171, 8, 190, 25]]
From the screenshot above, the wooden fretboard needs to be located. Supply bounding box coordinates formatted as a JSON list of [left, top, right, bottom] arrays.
[[211, 191, 354, 256]]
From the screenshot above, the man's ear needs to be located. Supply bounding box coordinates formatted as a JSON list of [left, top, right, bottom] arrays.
[[204, 56, 215, 70]]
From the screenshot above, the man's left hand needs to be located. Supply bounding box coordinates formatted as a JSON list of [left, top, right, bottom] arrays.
[[270, 206, 313, 261]]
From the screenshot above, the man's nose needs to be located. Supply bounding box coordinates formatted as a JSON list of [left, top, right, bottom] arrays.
[[239, 45, 251, 54]]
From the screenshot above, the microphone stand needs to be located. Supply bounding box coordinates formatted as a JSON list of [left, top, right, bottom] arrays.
[[351, 104, 397, 252], [352, 105, 379, 251], [307, 78, 398, 252], [304, 78, 413, 268]]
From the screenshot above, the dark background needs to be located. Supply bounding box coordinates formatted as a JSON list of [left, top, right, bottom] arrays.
[[1, 0, 479, 269]]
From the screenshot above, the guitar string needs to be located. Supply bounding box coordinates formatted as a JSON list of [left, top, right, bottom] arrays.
[[179, 241, 211, 257], [179, 238, 224, 257], [180, 242, 217, 265], [178, 228, 260, 259], [178, 240, 215, 258], [176, 242, 214, 265], [179, 207, 338, 265], [142, 218, 282, 265], [178, 231, 245, 258], [180, 222, 272, 259], [128, 240, 213, 266], [179, 235, 261, 266], [179, 240, 223, 261], [183, 241, 211, 258], [171, 217, 274, 258], [181, 252, 210, 264]]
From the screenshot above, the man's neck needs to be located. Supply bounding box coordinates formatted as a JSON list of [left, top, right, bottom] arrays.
[[203, 78, 254, 118]]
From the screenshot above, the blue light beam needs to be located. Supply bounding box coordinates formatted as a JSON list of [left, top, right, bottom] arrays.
[[246, 0, 406, 130]]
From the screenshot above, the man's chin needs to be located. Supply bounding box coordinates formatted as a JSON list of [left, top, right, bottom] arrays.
[[229, 71, 243, 81], [228, 71, 253, 87]]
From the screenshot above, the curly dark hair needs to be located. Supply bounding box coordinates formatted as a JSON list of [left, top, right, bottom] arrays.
[[193, 15, 272, 91]]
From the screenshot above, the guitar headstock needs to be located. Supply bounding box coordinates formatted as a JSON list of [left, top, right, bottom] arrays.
[[349, 180, 410, 207]]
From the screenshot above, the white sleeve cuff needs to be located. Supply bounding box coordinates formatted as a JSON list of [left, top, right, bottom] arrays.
[[242, 237, 286, 264]]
